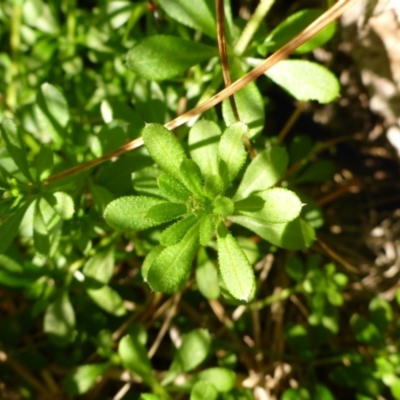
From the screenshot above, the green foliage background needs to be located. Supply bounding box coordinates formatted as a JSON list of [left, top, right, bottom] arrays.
[[1, 1, 400, 399]]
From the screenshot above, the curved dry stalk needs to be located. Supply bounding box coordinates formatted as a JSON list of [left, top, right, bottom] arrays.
[[45, 0, 359, 185]]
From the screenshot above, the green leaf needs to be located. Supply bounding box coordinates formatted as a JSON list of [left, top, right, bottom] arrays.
[[142, 246, 164, 282], [33, 199, 50, 255], [0, 119, 32, 182], [218, 122, 248, 187], [158, 0, 216, 38], [146, 202, 187, 224], [158, 174, 191, 203], [48, 192, 75, 220], [142, 124, 186, 180], [0, 202, 30, 255], [281, 387, 311, 400], [104, 196, 166, 231], [204, 175, 224, 198], [140, 395, 162, 400], [350, 314, 383, 348], [35, 145, 54, 182], [265, 60, 340, 103], [194, 367, 235, 393], [191, 381, 218, 400], [188, 120, 221, 178], [222, 61, 264, 139], [235, 188, 303, 223], [83, 247, 115, 286], [44, 291, 76, 346], [87, 285, 126, 316], [199, 214, 214, 246], [35, 83, 70, 148], [179, 159, 204, 197], [160, 215, 199, 246], [127, 35, 217, 81], [216, 223, 255, 301], [295, 160, 336, 184], [119, 331, 154, 384], [234, 147, 289, 200], [264, 9, 336, 54], [213, 196, 234, 217], [229, 216, 315, 250], [147, 222, 199, 292], [64, 363, 110, 395], [369, 297, 393, 332], [196, 248, 220, 300], [163, 328, 211, 385]]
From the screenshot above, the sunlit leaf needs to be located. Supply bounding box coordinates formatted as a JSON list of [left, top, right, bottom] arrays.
[[147, 222, 199, 292], [163, 328, 211, 385], [104, 196, 165, 231], [87, 285, 126, 316], [234, 147, 289, 200], [188, 120, 220, 178], [142, 124, 186, 180], [44, 291, 76, 346], [216, 223, 255, 301], [64, 363, 110, 395], [265, 60, 340, 103], [218, 123, 248, 187], [127, 35, 216, 81]]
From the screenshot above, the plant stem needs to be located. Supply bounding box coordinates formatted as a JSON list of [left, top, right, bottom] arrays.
[[234, 0, 275, 56]]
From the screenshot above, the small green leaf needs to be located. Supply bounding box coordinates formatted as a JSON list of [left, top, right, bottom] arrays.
[[160, 216, 199, 246], [142, 246, 164, 282], [146, 202, 187, 224], [213, 196, 234, 218], [147, 222, 199, 292], [1, 204, 31, 255], [199, 214, 214, 246], [33, 199, 50, 255], [119, 331, 154, 384], [35, 145, 54, 182], [44, 291, 75, 346], [0, 119, 32, 182], [140, 395, 162, 400], [234, 147, 289, 200], [142, 124, 186, 180], [295, 160, 336, 184], [265, 60, 340, 103], [229, 216, 315, 250], [235, 188, 302, 223], [163, 328, 211, 385], [64, 363, 110, 395], [350, 314, 383, 348], [158, 0, 216, 38], [218, 122, 248, 187], [179, 159, 204, 197], [194, 367, 235, 393], [87, 285, 126, 316], [48, 192, 75, 220], [104, 196, 165, 231], [158, 174, 191, 203], [188, 120, 220, 178], [216, 223, 255, 301], [369, 297, 393, 332], [222, 61, 264, 139], [35, 83, 70, 148], [83, 247, 115, 286], [264, 9, 336, 54], [190, 381, 218, 400], [204, 175, 224, 198], [127, 35, 217, 81], [196, 248, 220, 300]]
